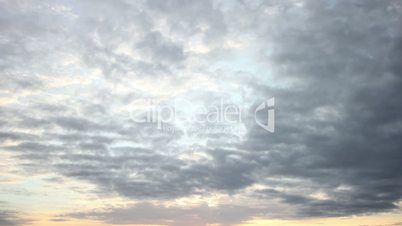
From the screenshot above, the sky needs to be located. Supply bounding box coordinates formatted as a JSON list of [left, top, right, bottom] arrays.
[[1, 0, 402, 226]]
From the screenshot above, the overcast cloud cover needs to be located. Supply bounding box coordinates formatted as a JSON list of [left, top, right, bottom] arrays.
[[1, 0, 402, 226]]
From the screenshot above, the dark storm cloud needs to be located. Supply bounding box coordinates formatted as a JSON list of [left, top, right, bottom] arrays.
[[238, 0, 402, 217]]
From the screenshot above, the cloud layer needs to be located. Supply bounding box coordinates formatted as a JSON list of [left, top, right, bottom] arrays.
[[1, 0, 402, 225]]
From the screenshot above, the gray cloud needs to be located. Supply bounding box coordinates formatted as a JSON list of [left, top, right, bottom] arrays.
[[0, 206, 29, 226], [235, 0, 402, 217], [65, 202, 262, 226], [1, 0, 402, 225]]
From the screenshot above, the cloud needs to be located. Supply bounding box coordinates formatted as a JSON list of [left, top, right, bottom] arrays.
[[1, 0, 402, 225], [0, 205, 29, 226], [65, 202, 262, 226], [235, 0, 402, 217], [360, 223, 402, 226]]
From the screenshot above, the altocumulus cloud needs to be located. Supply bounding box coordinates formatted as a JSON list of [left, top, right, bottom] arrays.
[[0, 203, 29, 226], [1, 0, 402, 225]]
